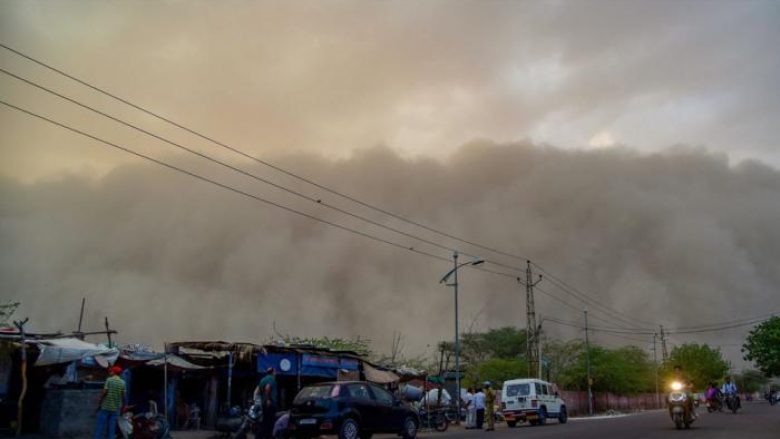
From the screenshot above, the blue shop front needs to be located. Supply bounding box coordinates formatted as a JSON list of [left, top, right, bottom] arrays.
[[256, 349, 361, 410]]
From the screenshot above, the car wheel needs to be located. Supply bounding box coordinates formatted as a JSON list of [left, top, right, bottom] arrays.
[[558, 406, 568, 424], [506, 421, 517, 428], [339, 419, 360, 439], [401, 416, 418, 439]]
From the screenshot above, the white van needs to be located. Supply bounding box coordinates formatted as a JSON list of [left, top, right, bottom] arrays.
[[501, 378, 567, 427]]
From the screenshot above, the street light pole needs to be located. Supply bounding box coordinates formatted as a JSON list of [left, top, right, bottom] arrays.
[[453, 252, 460, 425], [440, 251, 484, 426], [584, 308, 593, 416]]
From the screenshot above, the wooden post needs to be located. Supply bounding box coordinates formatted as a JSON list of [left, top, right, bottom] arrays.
[[163, 343, 169, 420], [76, 298, 85, 339], [104, 317, 112, 347], [14, 318, 29, 437]]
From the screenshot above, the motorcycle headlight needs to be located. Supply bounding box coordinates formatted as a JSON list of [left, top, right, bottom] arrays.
[[670, 381, 683, 391], [669, 393, 687, 402]]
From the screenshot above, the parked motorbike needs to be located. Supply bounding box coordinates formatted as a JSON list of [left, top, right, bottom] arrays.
[[117, 405, 171, 439], [667, 381, 695, 430], [724, 394, 741, 413], [416, 406, 448, 432], [216, 399, 263, 439]]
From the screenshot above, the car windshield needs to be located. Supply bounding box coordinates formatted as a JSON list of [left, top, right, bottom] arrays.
[[506, 384, 530, 397], [294, 385, 335, 403]]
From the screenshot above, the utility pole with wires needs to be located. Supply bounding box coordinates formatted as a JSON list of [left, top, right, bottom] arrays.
[[537, 320, 544, 379], [584, 308, 593, 416], [660, 325, 668, 362], [519, 260, 543, 378], [653, 333, 660, 407], [14, 317, 29, 437]]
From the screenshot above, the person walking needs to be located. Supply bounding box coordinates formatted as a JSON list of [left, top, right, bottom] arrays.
[[464, 388, 476, 429], [484, 382, 496, 432], [255, 367, 278, 439], [474, 387, 486, 430], [94, 366, 126, 439]]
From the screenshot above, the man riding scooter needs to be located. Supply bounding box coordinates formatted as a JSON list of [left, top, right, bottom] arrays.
[[670, 366, 697, 420], [705, 382, 722, 412], [722, 376, 741, 412]]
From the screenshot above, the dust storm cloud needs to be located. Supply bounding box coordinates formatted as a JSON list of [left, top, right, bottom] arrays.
[[2, 142, 779, 360]]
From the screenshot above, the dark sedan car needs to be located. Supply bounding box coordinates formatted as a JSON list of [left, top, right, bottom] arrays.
[[289, 381, 418, 439]]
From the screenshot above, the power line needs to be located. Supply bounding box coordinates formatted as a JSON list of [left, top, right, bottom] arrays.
[[0, 66, 505, 268], [0, 42, 656, 328], [0, 43, 699, 331], [0, 98, 532, 286], [668, 316, 776, 335], [531, 262, 657, 329], [668, 311, 780, 332], [0, 42, 531, 271], [0, 81, 652, 333], [544, 316, 654, 335]]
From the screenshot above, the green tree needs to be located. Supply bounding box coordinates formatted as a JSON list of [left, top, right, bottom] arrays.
[[662, 343, 730, 391], [742, 316, 780, 377], [555, 345, 655, 394], [543, 339, 585, 385], [734, 369, 770, 393], [464, 358, 525, 387]]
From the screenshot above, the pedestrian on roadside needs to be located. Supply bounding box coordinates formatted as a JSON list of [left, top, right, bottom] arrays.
[[474, 387, 486, 429], [254, 367, 278, 439], [484, 382, 496, 432], [93, 365, 126, 439], [464, 387, 476, 428]]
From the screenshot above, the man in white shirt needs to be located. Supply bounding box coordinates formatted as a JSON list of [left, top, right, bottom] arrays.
[[474, 388, 486, 429], [463, 388, 476, 428]]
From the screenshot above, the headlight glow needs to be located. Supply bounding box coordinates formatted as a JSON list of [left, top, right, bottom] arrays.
[[671, 381, 683, 391]]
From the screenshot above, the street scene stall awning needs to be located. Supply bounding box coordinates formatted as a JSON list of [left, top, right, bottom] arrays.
[[363, 362, 399, 384], [147, 354, 207, 371], [32, 338, 119, 366]]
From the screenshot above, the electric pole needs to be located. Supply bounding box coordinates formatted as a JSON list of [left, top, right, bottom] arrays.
[[653, 333, 660, 407], [584, 308, 593, 416], [520, 260, 542, 378], [660, 325, 668, 362]]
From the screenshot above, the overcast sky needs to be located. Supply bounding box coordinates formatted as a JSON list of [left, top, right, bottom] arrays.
[[1, 1, 779, 368], [1, 0, 779, 181]]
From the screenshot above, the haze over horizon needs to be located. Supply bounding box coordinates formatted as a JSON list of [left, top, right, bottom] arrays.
[[1, 0, 779, 370]]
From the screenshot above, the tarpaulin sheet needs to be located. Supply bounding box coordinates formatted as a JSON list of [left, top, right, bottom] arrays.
[[147, 354, 206, 370], [32, 338, 119, 366], [363, 362, 399, 384], [301, 354, 339, 378]]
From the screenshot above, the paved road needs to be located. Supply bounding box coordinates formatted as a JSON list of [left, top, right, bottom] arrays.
[[410, 401, 779, 439]]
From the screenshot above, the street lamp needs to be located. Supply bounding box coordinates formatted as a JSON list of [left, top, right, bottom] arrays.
[[440, 251, 484, 425]]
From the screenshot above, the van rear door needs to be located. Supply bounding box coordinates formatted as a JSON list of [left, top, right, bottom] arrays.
[[504, 383, 531, 411]]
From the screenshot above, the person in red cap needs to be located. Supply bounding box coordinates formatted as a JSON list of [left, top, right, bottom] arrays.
[[94, 365, 126, 439]]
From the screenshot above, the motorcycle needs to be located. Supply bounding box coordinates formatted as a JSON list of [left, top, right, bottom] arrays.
[[724, 394, 741, 413], [216, 399, 263, 439], [767, 390, 779, 406], [415, 406, 448, 432], [117, 405, 171, 439], [705, 392, 723, 413], [667, 381, 695, 430]]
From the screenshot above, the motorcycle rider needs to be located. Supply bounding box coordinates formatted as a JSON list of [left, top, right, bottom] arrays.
[[705, 382, 721, 410], [721, 376, 737, 396], [721, 376, 740, 409], [670, 365, 697, 420]]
